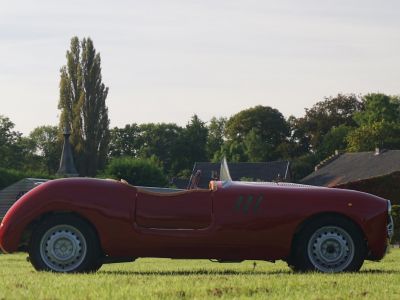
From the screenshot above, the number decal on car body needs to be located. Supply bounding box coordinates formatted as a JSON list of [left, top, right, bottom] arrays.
[[234, 194, 264, 214]]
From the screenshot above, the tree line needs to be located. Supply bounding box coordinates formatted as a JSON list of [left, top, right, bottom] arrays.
[[2, 92, 400, 182], [2, 37, 400, 187], [107, 93, 400, 181]]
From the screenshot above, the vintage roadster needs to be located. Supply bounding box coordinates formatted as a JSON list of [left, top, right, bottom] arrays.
[[0, 159, 394, 273]]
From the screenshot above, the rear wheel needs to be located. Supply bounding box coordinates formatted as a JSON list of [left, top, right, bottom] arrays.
[[290, 216, 366, 273], [29, 215, 103, 273]]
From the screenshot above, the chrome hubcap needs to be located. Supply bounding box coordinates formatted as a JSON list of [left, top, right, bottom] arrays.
[[40, 225, 87, 272], [307, 226, 354, 272]]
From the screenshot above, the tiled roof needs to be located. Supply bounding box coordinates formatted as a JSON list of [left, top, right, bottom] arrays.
[[0, 178, 48, 218], [300, 150, 400, 187]]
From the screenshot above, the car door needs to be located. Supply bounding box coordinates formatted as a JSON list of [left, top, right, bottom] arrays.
[[135, 189, 213, 229]]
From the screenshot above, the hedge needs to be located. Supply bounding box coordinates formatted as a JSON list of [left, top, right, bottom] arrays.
[[0, 168, 54, 190], [103, 157, 168, 187]]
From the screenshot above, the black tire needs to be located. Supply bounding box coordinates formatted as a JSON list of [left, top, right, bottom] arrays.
[[289, 216, 366, 273], [28, 214, 103, 273]]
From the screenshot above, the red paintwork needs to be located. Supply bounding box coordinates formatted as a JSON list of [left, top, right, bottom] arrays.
[[136, 189, 212, 229], [0, 178, 389, 261]]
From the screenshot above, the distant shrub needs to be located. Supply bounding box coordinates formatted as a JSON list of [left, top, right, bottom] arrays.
[[103, 157, 168, 187], [0, 168, 53, 190], [0, 168, 22, 190], [391, 205, 400, 244], [291, 153, 320, 182]]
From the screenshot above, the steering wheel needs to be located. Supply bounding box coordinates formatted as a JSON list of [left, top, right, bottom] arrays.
[[187, 170, 202, 190]]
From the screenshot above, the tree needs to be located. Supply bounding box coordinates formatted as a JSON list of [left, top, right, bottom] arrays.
[[29, 126, 62, 173], [226, 105, 288, 141], [58, 37, 110, 176], [284, 115, 311, 158], [182, 115, 208, 167], [317, 125, 352, 158], [0, 115, 27, 170], [243, 128, 274, 162], [292, 94, 363, 150], [138, 123, 184, 175], [225, 105, 289, 161], [0, 116, 18, 167], [0, 115, 50, 172], [213, 139, 247, 163], [354, 93, 400, 126], [108, 119, 208, 177], [206, 117, 226, 160], [291, 153, 321, 181], [109, 124, 142, 158], [346, 93, 400, 152], [346, 121, 400, 152]]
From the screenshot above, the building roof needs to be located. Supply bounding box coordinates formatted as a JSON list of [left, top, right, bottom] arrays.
[[0, 178, 48, 218], [192, 161, 291, 189], [300, 150, 400, 187]]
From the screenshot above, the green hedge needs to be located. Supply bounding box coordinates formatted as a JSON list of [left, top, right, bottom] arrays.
[[0, 168, 54, 190], [103, 157, 168, 187]]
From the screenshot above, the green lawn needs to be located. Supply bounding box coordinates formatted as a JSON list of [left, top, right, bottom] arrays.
[[1, 249, 399, 299]]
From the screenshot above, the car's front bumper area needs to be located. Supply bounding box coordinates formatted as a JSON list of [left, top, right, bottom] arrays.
[[387, 201, 394, 241], [384, 200, 394, 255], [0, 221, 8, 253], [0, 218, 23, 253], [388, 215, 394, 241]]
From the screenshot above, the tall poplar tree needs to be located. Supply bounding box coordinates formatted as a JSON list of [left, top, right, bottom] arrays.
[[58, 37, 110, 176]]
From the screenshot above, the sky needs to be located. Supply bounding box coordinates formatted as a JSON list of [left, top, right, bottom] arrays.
[[1, 0, 400, 135]]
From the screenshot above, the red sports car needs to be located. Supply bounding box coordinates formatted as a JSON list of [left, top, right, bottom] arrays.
[[0, 160, 394, 273]]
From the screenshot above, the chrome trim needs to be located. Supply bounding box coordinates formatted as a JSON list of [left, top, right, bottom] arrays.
[[388, 215, 394, 240], [387, 200, 394, 240]]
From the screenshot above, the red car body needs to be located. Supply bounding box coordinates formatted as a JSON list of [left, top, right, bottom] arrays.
[[0, 177, 390, 265]]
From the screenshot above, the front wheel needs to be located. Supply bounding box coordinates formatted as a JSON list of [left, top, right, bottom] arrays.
[[29, 215, 103, 273], [290, 216, 366, 273]]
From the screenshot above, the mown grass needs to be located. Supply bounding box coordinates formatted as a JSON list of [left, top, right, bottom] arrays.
[[0, 248, 399, 299]]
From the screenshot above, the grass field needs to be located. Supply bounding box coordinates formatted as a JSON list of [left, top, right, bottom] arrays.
[[0, 249, 399, 300]]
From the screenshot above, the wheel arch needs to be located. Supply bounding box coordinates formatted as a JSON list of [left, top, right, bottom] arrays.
[[18, 211, 103, 254], [289, 212, 368, 261]]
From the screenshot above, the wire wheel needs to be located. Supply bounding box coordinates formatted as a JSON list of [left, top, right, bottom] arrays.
[[307, 226, 355, 272], [40, 224, 87, 272]]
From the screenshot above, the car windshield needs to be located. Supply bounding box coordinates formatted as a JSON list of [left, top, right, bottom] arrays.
[[219, 157, 232, 182]]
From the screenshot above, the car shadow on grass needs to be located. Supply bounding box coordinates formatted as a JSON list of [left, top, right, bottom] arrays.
[[99, 269, 400, 276], [359, 269, 400, 274], [99, 269, 292, 276]]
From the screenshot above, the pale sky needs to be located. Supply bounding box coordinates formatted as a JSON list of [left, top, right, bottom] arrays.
[[1, 0, 400, 135]]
